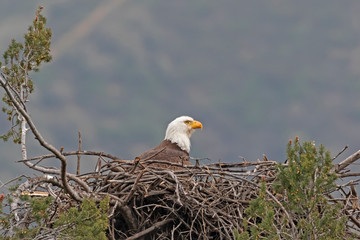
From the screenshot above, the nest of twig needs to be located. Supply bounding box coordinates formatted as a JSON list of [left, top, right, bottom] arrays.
[[92, 159, 276, 239], [4, 149, 360, 239]]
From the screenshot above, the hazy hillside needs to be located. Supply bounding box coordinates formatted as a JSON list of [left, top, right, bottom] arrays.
[[1, 0, 360, 178]]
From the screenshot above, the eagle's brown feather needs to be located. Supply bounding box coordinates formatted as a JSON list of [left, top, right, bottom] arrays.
[[137, 140, 191, 170]]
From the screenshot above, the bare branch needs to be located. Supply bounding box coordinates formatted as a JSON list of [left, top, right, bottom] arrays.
[[333, 145, 348, 160], [338, 172, 360, 178], [0, 72, 81, 201], [18, 150, 121, 163], [335, 150, 360, 173], [77, 131, 82, 176]]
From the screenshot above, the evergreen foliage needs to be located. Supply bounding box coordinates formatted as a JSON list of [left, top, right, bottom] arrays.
[[0, 6, 51, 143], [276, 137, 346, 239], [12, 196, 54, 239], [53, 196, 109, 240], [238, 137, 348, 239], [0, 187, 109, 239], [0, 185, 54, 239], [0, 9, 110, 237], [238, 180, 279, 240]]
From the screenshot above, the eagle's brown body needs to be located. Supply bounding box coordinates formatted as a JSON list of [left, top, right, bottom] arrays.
[[137, 140, 191, 170], [136, 116, 202, 171]]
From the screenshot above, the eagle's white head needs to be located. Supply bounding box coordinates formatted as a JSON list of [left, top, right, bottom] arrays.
[[164, 116, 203, 153]]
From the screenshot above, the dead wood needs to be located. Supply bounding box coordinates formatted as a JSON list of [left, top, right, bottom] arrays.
[[3, 149, 360, 239]]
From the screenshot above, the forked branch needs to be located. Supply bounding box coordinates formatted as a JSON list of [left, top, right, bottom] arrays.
[[0, 72, 81, 201]]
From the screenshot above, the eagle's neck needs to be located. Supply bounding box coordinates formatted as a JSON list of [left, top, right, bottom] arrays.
[[164, 130, 192, 153]]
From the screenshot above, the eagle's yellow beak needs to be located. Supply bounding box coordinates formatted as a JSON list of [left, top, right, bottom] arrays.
[[189, 120, 203, 130]]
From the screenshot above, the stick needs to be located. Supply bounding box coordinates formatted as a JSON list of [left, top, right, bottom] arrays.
[[336, 150, 360, 173], [124, 170, 146, 203], [333, 145, 348, 160], [77, 131, 82, 176], [18, 150, 120, 162], [126, 218, 173, 240]]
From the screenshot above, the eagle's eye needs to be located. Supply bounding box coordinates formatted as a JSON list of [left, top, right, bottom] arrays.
[[184, 120, 191, 125]]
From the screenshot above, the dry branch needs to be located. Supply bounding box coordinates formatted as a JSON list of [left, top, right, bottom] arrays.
[[5, 149, 360, 239], [336, 149, 360, 173], [77, 131, 82, 176], [0, 75, 80, 201]]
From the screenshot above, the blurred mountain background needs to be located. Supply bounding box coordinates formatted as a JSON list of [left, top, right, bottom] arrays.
[[1, 0, 360, 179]]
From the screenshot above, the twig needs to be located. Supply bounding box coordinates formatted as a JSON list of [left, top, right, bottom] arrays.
[[140, 147, 166, 161], [18, 150, 121, 162], [0, 175, 27, 190], [124, 170, 146, 203], [77, 131, 82, 176], [338, 172, 360, 178], [20, 159, 90, 192], [333, 145, 348, 160], [125, 218, 173, 240]]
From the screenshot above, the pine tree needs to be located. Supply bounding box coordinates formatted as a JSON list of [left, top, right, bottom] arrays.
[[0, 7, 109, 239], [239, 137, 348, 239], [0, 6, 51, 143]]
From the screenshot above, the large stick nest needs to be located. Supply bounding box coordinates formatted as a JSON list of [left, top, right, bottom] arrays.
[[95, 159, 274, 239], [4, 150, 360, 239]]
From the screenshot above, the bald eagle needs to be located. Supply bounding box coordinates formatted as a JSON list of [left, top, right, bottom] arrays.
[[137, 116, 203, 170]]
